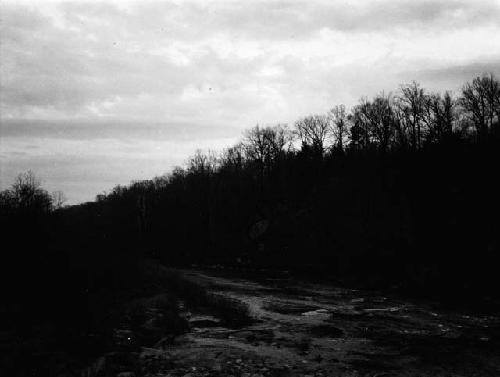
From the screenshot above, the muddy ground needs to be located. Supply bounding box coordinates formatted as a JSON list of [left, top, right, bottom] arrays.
[[91, 268, 500, 377]]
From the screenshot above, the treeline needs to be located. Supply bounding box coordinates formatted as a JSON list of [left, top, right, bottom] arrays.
[[59, 74, 499, 297], [1, 74, 500, 329], [0, 172, 67, 318]]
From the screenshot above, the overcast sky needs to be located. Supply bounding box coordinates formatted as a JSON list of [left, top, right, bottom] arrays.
[[1, 0, 500, 203]]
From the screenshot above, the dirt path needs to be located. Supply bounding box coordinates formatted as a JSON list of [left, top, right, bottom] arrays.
[[139, 269, 500, 377]]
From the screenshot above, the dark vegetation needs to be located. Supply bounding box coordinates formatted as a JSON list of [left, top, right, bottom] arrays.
[[1, 74, 499, 374]]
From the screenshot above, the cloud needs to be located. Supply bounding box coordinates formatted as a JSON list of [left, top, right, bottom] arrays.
[[2, 0, 499, 123], [111, 0, 500, 39], [0, 119, 240, 141], [401, 59, 500, 87]]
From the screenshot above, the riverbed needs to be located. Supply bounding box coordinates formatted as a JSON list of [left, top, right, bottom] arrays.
[[132, 268, 500, 376]]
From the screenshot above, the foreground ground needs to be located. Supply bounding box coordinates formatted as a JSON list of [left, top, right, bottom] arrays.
[[87, 268, 500, 377]]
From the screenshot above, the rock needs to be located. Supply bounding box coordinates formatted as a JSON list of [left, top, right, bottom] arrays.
[[314, 354, 323, 363], [189, 315, 221, 328], [248, 219, 269, 240], [117, 373, 135, 377], [302, 308, 328, 316]]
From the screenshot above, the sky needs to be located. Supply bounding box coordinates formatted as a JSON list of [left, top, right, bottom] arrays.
[[1, 0, 500, 204]]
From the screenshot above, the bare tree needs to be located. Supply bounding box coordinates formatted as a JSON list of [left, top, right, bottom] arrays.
[[244, 125, 271, 165], [188, 149, 218, 176], [398, 81, 427, 149], [11, 171, 53, 213], [349, 100, 370, 150], [51, 190, 67, 209], [244, 124, 293, 166], [243, 124, 294, 191], [220, 143, 246, 172], [266, 123, 295, 158], [352, 97, 375, 149], [424, 91, 456, 143], [329, 105, 349, 152], [351, 94, 396, 151], [461, 73, 500, 138], [294, 114, 330, 155], [370, 93, 396, 151]]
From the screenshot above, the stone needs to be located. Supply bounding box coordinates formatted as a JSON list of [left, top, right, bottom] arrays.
[[117, 373, 136, 377]]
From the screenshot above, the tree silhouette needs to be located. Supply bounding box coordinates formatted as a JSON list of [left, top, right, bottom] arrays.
[[329, 105, 348, 152], [294, 114, 330, 155], [461, 73, 500, 139]]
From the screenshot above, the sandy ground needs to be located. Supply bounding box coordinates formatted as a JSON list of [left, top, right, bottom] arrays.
[[99, 269, 500, 377]]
